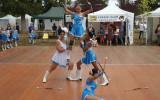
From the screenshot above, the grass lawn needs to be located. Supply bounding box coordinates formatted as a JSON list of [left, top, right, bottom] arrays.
[[17, 29, 156, 47]]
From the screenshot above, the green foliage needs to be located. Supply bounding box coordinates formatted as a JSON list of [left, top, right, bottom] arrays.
[[0, 0, 44, 16], [71, 0, 107, 12], [139, 0, 156, 14], [138, 0, 157, 22]]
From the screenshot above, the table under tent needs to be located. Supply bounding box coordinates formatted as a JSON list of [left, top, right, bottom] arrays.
[[32, 7, 65, 38], [32, 7, 65, 30]]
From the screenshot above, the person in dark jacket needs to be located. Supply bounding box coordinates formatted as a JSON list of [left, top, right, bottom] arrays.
[[155, 24, 160, 46]]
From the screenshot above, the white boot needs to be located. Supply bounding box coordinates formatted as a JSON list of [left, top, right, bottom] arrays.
[[66, 70, 74, 81], [2, 45, 4, 51], [43, 71, 49, 83], [7, 44, 10, 49], [101, 74, 109, 86], [15, 41, 18, 47], [74, 70, 82, 81], [10, 44, 13, 48], [29, 38, 31, 43], [32, 40, 35, 44], [4, 44, 6, 50]]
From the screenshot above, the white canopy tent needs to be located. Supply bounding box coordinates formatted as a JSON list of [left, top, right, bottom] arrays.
[[16, 14, 38, 30], [135, 13, 148, 22], [147, 7, 160, 44], [0, 15, 16, 29], [88, 0, 134, 45]]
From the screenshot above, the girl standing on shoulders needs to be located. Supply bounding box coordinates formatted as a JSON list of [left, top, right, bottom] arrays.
[[60, 2, 93, 50]]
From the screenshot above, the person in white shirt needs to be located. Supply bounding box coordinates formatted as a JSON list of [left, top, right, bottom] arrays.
[[61, 24, 69, 42], [115, 26, 120, 45], [139, 22, 144, 39], [144, 22, 147, 32], [135, 20, 139, 29]]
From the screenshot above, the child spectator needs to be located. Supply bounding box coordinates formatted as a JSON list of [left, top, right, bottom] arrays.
[[31, 28, 36, 44], [99, 28, 104, 44], [1, 27, 7, 51], [13, 26, 19, 47], [92, 37, 98, 47]]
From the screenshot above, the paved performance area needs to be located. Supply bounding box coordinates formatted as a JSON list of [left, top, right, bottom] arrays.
[[0, 46, 160, 100]]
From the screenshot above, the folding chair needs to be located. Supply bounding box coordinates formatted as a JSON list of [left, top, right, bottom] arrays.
[[42, 33, 49, 42]]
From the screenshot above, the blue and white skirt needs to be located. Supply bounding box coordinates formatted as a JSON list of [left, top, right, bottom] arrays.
[[70, 24, 85, 37], [51, 51, 68, 68], [81, 50, 97, 65], [82, 90, 95, 100]]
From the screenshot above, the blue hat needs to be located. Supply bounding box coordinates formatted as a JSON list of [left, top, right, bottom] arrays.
[[89, 24, 92, 27]]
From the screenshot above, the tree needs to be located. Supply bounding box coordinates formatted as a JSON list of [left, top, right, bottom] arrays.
[[0, 0, 44, 33], [119, 0, 141, 16], [70, 0, 107, 13], [138, 0, 156, 22], [150, 0, 160, 11]]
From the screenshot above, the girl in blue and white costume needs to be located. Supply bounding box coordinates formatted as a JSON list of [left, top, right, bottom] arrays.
[[60, 2, 93, 50], [31, 28, 36, 44], [43, 30, 74, 83], [82, 68, 105, 100], [75, 31, 109, 86], [13, 26, 19, 47], [1, 27, 7, 51]]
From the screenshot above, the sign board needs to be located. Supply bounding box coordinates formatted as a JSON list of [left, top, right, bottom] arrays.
[[149, 13, 160, 17], [89, 15, 125, 22], [66, 15, 72, 22]]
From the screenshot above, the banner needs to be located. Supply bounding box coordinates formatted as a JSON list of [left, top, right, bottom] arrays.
[[127, 19, 134, 44], [149, 13, 160, 17], [89, 15, 125, 22]]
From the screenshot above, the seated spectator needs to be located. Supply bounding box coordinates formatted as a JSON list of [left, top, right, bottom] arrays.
[[92, 37, 98, 47]]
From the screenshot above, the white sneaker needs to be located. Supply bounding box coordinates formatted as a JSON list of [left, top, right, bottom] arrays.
[[43, 78, 47, 83], [101, 81, 109, 86]]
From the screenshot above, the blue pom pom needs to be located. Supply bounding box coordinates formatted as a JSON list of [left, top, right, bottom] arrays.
[[89, 4, 92, 7], [62, 4, 65, 8], [98, 72, 102, 76]]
